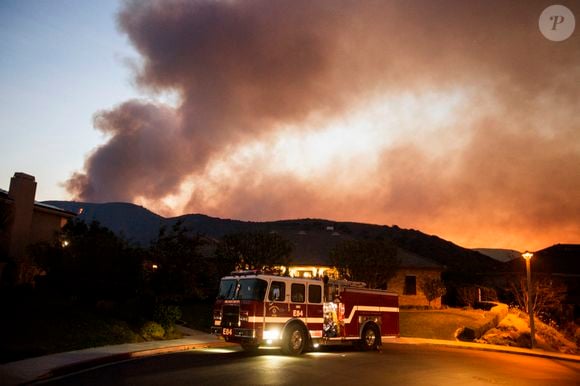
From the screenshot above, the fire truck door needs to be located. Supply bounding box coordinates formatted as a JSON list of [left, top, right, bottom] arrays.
[[266, 280, 291, 324], [289, 283, 307, 320], [306, 284, 324, 338]]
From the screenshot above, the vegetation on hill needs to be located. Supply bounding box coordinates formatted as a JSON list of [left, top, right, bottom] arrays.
[[385, 225, 503, 274]]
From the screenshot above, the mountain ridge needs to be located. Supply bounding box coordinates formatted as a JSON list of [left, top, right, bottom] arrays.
[[43, 200, 514, 274]]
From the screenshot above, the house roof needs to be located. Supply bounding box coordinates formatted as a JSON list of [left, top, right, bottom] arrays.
[[0, 187, 76, 218], [33, 201, 77, 218]]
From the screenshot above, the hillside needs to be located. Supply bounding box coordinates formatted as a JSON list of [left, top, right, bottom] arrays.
[[43, 201, 503, 275], [44, 201, 164, 245], [529, 244, 580, 275], [502, 244, 580, 275]]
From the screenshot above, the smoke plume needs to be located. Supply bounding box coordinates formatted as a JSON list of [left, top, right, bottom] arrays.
[[67, 0, 580, 249]]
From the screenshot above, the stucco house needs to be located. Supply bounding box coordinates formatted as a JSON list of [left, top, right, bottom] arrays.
[[385, 249, 445, 308], [0, 172, 76, 285]]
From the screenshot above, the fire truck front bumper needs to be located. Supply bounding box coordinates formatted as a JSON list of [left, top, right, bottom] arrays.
[[211, 326, 256, 339]]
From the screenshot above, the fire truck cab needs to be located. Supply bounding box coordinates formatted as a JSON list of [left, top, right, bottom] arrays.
[[211, 271, 399, 355]]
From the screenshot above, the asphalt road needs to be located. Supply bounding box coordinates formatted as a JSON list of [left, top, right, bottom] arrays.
[[40, 344, 580, 386]]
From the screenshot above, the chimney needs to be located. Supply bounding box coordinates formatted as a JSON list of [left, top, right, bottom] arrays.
[[8, 173, 37, 263]]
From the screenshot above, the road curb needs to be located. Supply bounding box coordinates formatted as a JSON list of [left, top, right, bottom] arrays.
[[384, 338, 580, 363], [31, 341, 237, 384]]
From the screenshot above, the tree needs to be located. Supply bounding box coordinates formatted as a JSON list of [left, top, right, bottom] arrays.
[[330, 238, 400, 289], [148, 221, 216, 300], [420, 278, 447, 308], [509, 276, 567, 323], [215, 231, 293, 273], [31, 219, 143, 301]]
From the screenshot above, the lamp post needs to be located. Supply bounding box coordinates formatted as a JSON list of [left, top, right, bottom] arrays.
[[522, 251, 535, 349]]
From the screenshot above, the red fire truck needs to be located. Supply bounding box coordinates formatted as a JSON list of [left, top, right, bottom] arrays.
[[211, 271, 399, 355]]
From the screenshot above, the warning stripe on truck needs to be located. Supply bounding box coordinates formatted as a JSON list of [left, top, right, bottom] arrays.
[[343, 306, 399, 323], [248, 316, 324, 324], [247, 306, 398, 325]]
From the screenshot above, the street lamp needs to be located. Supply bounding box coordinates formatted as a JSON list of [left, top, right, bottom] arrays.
[[522, 251, 535, 349]]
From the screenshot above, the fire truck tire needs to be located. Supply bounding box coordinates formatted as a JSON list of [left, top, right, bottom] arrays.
[[361, 323, 380, 351], [282, 324, 307, 355]]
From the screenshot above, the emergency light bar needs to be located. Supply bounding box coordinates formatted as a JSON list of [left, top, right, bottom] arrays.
[[230, 270, 262, 276]]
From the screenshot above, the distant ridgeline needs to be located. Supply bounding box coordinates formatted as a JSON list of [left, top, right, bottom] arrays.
[[47, 200, 551, 276]]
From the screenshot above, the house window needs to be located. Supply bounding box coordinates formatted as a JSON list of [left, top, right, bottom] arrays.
[[404, 275, 417, 295]]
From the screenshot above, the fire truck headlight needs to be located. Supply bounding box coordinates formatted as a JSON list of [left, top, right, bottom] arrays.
[[263, 328, 281, 341]]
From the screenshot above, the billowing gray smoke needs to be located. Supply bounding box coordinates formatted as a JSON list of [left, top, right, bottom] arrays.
[[67, 0, 580, 248]]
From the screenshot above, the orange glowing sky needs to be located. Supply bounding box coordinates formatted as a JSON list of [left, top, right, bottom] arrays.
[[59, 1, 579, 251]]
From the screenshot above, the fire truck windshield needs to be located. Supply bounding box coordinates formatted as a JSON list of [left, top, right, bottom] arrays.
[[238, 278, 267, 301], [217, 279, 237, 300], [217, 278, 268, 301]]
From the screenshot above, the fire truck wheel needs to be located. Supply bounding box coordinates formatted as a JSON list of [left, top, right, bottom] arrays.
[[282, 324, 307, 355], [361, 323, 380, 351]]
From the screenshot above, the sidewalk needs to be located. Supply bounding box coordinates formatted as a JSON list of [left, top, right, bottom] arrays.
[[0, 326, 234, 386], [1, 330, 578, 385]]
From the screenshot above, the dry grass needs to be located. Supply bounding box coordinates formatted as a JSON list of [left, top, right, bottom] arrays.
[[476, 309, 577, 354], [400, 308, 497, 340]]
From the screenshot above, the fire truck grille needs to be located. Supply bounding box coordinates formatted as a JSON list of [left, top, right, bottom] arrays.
[[221, 305, 240, 327]]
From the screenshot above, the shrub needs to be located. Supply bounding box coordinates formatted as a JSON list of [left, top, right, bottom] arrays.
[[457, 286, 497, 308], [420, 278, 446, 307], [455, 326, 476, 341], [153, 303, 182, 330], [457, 287, 478, 307], [140, 321, 165, 340]]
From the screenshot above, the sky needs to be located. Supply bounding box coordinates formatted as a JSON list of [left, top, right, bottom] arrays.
[[1, 0, 579, 252]]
